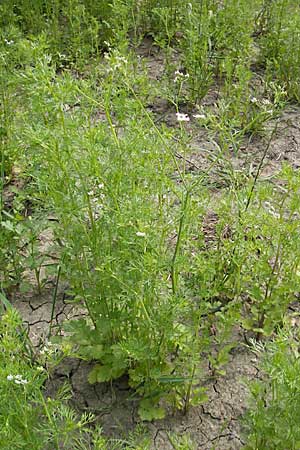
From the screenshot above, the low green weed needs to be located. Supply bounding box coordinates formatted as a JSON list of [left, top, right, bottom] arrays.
[[259, 0, 300, 101], [185, 159, 300, 339], [168, 432, 197, 450], [0, 303, 152, 449], [180, 0, 214, 103], [0, 306, 93, 449], [0, 0, 113, 66], [243, 326, 300, 449]]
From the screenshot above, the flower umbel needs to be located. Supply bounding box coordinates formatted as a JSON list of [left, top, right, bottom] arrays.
[[176, 112, 190, 122], [174, 70, 189, 83], [7, 374, 28, 385]]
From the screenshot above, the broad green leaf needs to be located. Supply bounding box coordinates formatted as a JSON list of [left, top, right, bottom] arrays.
[[88, 363, 126, 384], [138, 399, 165, 421], [191, 388, 208, 406], [80, 344, 104, 359], [88, 364, 112, 384]]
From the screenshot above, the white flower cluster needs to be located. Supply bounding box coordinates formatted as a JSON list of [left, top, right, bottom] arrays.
[[176, 112, 190, 122], [105, 53, 128, 73], [87, 183, 105, 220], [4, 38, 14, 45], [7, 374, 28, 385], [262, 98, 272, 106], [264, 201, 280, 219], [176, 111, 207, 122], [250, 96, 274, 115], [174, 70, 189, 83], [262, 98, 273, 114], [40, 341, 60, 356]]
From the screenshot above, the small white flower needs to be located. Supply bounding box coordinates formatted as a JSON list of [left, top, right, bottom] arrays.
[[174, 70, 189, 78], [250, 96, 258, 104], [116, 56, 128, 64], [37, 366, 45, 372], [8, 374, 28, 385], [40, 345, 51, 355], [264, 201, 280, 218], [193, 114, 206, 119], [136, 231, 146, 237], [176, 112, 190, 122], [262, 98, 271, 105], [174, 70, 189, 83]]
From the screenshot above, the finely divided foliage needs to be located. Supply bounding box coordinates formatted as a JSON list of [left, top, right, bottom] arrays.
[[1, 0, 300, 448]]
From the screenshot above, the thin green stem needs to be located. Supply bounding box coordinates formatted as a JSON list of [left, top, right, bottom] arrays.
[[48, 264, 61, 339], [184, 363, 196, 415], [245, 122, 278, 212], [38, 389, 60, 450], [171, 189, 190, 295]]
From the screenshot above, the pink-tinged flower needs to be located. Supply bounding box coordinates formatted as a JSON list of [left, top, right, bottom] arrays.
[[176, 112, 190, 122]]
